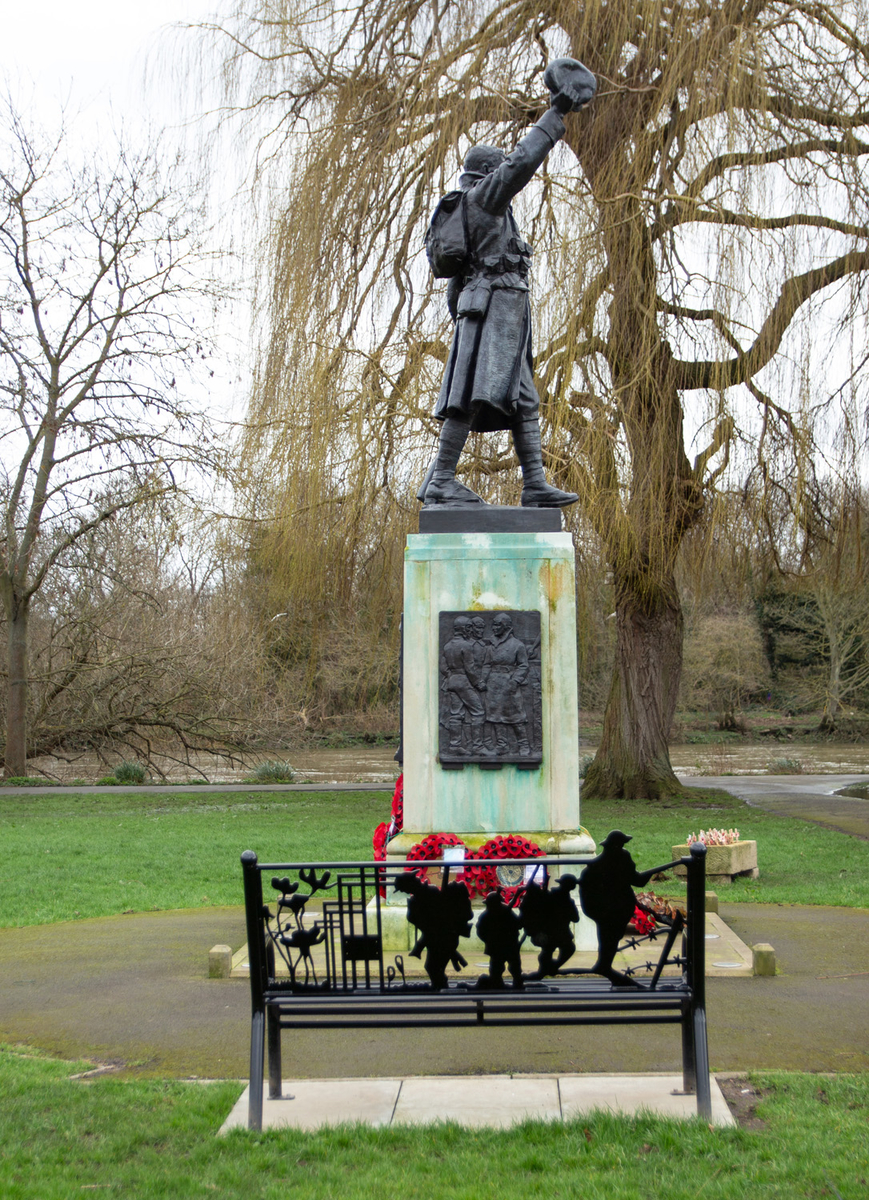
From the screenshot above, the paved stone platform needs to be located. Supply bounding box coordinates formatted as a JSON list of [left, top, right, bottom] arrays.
[[220, 1072, 735, 1132]]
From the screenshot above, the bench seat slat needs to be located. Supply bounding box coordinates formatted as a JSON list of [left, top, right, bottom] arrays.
[[275, 1013, 686, 1029]]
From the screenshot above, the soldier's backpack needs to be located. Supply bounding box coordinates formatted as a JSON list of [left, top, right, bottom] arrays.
[[425, 190, 471, 278]]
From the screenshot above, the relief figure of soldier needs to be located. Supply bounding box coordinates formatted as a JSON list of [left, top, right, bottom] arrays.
[[484, 612, 531, 757], [439, 615, 487, 755]]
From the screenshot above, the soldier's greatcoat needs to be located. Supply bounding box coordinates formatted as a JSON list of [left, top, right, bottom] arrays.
[[484, 630, 529, 725], [440, 631, 485, 723], [436, 109, 566, 433]]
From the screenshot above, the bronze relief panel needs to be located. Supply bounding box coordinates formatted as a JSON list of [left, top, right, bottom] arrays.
[[438, 610, 542, 769]]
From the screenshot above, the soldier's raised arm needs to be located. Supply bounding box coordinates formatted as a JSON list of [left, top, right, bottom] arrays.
[[470, 57, 596, 216], [469, 109, 565, 216]]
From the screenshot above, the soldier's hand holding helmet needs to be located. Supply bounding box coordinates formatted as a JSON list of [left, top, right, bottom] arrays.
[[544, 57, 597, 114], [550, 89, 576, 115]]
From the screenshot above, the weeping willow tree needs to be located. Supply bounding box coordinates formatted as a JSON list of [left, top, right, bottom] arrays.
[[208, 0, 869, 794]]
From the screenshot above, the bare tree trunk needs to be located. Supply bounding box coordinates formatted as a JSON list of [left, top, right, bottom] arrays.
[[4, 599, 29, 777], [584, 569, 683, 799], [827, 645, 842, 726], [819, 613, 842, 733]]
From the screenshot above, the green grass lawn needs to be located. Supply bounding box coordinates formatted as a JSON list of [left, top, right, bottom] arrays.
[[1, 785, 866, 927], [579, 791, 869, 908], [1, 1047, 866, 1200], [0, 790, 385, 927]]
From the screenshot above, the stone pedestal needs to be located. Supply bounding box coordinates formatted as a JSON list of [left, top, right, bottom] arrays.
[[384, 508, 596, 950], [396, 518, 592, 846], [381, 511, 592, 950]]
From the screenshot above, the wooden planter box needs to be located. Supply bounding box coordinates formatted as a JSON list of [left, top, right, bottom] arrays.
[[672, 840, 758, 882]]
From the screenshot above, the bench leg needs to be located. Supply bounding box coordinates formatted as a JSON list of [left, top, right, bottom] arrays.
[[692, 1007, 712, 1121], [267, 1007, 282, 1099], [248, 1010, 265, 1130], [681, 1001, 696, 1095]]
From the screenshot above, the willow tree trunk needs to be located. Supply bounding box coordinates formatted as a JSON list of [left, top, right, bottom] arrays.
[[4, 598, 29, 778], [584, 569, 683, 799], [573, 148, 699, 799]]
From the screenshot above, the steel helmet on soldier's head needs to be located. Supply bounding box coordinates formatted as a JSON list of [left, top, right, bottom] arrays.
[[601, 830, 632, 848], [543, 57, 597, 110], [463, 145, 506, 176]]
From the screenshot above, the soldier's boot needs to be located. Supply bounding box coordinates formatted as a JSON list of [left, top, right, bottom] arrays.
[[494, 725, 510, 756], [423, 418, 487, 506], [515, 723, 532, 756], [470, 718, 488, 755], [513, 417, 578, 508], [448, 718, 464, 751]]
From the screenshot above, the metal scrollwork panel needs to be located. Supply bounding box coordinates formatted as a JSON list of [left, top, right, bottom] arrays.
[[265, 866, 388, 992]]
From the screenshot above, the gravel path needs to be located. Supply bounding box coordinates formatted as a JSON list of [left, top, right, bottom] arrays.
[[1, 902, 866, 1078]]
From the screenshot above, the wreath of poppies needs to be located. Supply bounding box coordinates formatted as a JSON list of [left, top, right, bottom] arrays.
[[462, 835, 547, 905], [373, 774, 404, 861], [404, 832, 467, 886], [372, 781, 655, 928], [397, 831, 546, 904]]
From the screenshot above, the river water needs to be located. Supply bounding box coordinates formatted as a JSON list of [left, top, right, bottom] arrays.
[[25, 742, 869, 784]]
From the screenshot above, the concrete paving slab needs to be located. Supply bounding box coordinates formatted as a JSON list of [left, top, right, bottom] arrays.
[[559, 1073, 734, 1126], [222, 1073, 734, 1132], [705, 912, 753, 976], [221, 1077, 402, 1133], [394, 1074, 561, 1128]]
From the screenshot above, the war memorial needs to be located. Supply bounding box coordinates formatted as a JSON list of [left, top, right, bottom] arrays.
[[239, 59, 713, 1130], [388, 56, 598, 888]]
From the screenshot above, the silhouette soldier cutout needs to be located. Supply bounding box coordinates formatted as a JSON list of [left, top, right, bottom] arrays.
[[393, 872, 473, 990], [519, 873, 580, 979], [578, 830, 657, 987], [475, 890, 524, 989]]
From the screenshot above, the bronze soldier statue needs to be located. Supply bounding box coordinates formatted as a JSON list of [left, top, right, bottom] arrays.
[[422, 58, 596, 508]]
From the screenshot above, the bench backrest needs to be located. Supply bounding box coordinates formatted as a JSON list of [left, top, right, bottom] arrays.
[[241, 844, 708, 1001]]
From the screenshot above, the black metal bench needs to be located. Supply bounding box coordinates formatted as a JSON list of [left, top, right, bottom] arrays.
[[240, 840, 712, 1129]]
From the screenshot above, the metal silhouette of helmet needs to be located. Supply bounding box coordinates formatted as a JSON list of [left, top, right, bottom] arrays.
[[600, 829, 632, 848]]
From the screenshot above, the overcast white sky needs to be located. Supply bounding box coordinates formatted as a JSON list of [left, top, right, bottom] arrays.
[[2, 0, 219, 129], [3, 1, 252, 435]]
